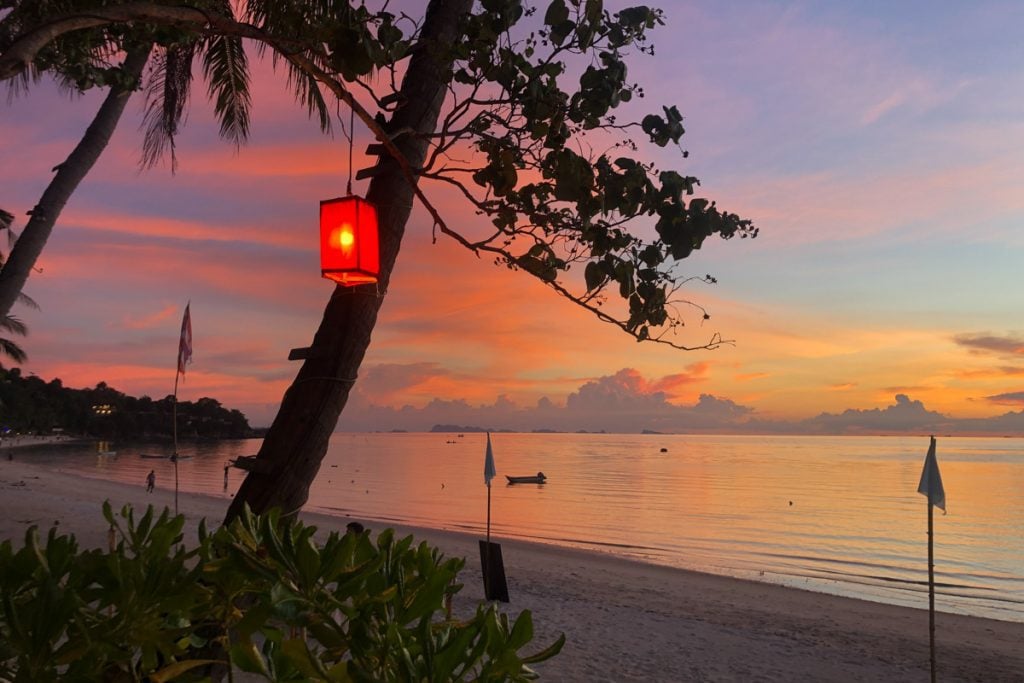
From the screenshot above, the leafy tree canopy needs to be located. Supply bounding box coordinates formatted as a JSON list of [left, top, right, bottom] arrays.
[[0, 367, 252, 438], [0, 0, 758, 350]]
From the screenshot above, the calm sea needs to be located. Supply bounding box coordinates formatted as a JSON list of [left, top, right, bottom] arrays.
[[18, 433, 1024, 623]]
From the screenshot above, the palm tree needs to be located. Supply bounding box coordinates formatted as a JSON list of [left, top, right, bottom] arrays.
[[0, 0, 253, 320], [0, 44, 151, 321], [0, 208, 38, 363]]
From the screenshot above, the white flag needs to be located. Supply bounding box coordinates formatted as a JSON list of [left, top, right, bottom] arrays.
[[484, 432, 496, 487], [917, 436, 945, 511]]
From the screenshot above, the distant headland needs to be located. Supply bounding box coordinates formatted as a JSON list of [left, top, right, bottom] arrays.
[[0, 368, 256, 441]]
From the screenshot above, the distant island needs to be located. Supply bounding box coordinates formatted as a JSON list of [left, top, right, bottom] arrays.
[[0, 368, 254, 440], [429, 424, 502, 433], [428, 424, 607, 434]]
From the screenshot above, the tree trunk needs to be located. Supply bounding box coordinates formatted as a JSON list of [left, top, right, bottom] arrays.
[[0, 45, 151, 320], [226, 0, 473, 520]]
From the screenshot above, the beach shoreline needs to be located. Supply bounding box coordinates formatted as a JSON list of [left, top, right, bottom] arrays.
[[0, 433, 91, 450], [1, 458, 1021, 681]]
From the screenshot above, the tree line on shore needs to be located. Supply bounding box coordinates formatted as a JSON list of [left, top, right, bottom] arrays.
[[0, 367, 253, 440]]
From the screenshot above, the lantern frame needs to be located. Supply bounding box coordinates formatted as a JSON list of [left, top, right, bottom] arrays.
[[319, 195, 380, 286]]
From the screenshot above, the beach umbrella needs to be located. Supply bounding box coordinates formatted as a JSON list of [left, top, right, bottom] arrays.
[[917, 435, 945, 683]]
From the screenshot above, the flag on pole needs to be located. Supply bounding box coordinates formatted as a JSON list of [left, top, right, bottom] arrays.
[[177, 303, 192, 376], [484, 432, 496, 487], [917, 435, 945, 511]]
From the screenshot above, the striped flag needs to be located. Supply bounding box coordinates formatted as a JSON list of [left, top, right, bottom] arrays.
[[917, 435, 945, 511], [484, 432, 497, 487], [177, 302, 192, 376]]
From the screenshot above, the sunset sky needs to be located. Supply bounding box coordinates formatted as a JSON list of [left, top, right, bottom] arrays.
[[4, 2, 1024, 433]]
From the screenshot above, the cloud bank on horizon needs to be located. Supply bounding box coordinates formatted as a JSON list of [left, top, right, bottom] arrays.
[[338, 367, 1024, 436]]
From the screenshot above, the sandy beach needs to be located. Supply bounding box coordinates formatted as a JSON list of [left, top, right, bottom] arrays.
[[1, 457, 1021, 682]]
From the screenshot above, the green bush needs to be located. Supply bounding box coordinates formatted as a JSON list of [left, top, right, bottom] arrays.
[[0, 504, 563, 681]]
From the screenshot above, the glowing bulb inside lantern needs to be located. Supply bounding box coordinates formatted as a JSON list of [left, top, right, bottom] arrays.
[[333, 225, 355, 250]]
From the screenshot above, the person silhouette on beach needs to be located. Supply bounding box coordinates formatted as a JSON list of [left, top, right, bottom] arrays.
[[146, 470, 155, 493]]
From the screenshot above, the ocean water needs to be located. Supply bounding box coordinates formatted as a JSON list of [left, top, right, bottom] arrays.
[[19, 432, 1024, 623]]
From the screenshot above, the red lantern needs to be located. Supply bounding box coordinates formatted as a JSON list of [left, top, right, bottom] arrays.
[[320, 195, 380, 285]]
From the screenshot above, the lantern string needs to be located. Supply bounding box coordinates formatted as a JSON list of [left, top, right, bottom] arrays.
[[347, 104, 354, 196]]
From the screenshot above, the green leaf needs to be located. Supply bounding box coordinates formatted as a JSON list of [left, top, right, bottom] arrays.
[[281, 638, 330, 680], [584, 261, 604, 291], [508, 610, 534, 650], [230, 637, 272, 676], [544, 0, 569, 27], [551, 149, 594, 202], [550, 19, 576, 45], [149, 658, 222, 683], [521, 633, 567, 664]]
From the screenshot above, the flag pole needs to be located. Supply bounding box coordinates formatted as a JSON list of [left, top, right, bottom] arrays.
[[483, 431, 496, 601], [928, 499, 936, 683], [485, 478, 492, 600], [172, 301, 190, 517], [917, 434, 943, 683], [172, 366, 180, 515]]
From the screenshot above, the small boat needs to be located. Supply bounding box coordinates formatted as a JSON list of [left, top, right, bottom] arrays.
[[506, 471, 547, 485], [140, 453, 168, 459]]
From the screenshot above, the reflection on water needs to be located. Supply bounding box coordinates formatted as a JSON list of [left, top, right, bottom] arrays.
[[21, 433, 1024, 622]]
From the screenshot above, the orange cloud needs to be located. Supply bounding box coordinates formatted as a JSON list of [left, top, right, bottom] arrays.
[[734, 372, 770, 382], [954, 366, 1024, 379]]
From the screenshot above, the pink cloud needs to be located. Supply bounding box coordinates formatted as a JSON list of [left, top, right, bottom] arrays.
[[714, 149, 1024, 246], [119, 303, 178, 330], [61, 208, 308, 250]]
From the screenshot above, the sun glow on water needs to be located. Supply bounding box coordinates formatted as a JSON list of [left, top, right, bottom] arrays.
[[33, 432, 1024, 623]]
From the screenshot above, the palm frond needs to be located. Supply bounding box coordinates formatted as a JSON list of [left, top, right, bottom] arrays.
[[0, 315, 27, 337], [15, 290, 38, 310], [0, 337, 27, 364], [201, 33, 251, 147], [3, 68, 34, 101], [286, 61, 332, 133], [0, 208, 12, 233], [141, 44, 195, 172], [242, 0, 331, 133]]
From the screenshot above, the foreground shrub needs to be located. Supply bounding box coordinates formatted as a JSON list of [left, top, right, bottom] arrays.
[[0, 504, 563, 681]]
